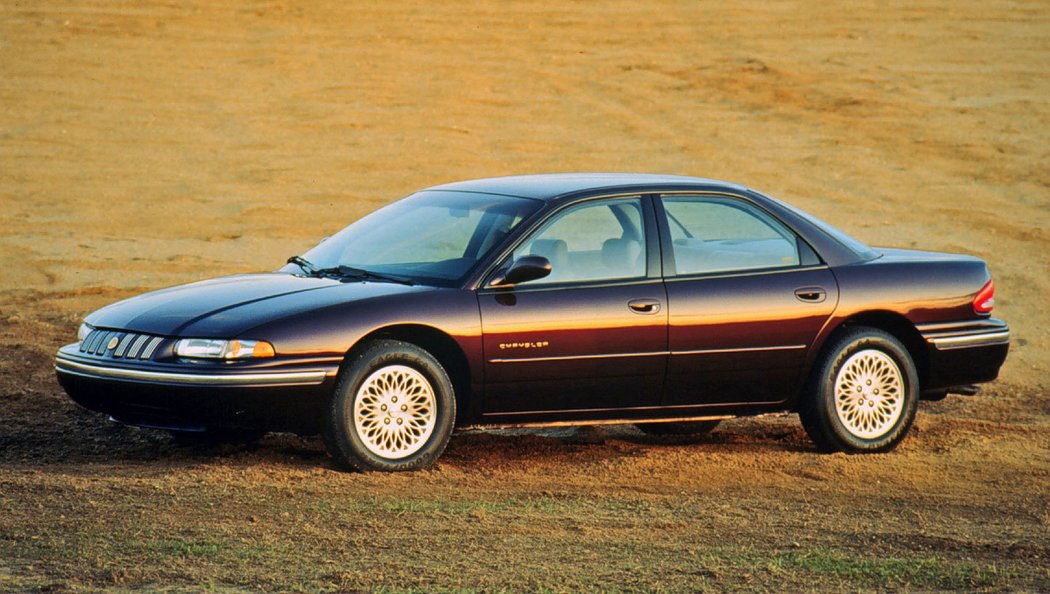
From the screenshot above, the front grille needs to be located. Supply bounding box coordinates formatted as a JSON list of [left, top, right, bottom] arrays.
[[80, 329, 164, 360]]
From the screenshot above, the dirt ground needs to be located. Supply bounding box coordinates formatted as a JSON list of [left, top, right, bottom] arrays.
[[1, 1, 1048, 591]]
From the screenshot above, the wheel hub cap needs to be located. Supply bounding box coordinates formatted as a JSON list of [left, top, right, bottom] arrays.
[[833, 349, 904, 440], [353, 365, 436, 459]]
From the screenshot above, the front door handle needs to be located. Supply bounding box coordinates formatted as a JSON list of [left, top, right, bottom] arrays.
[[794, 287, 827, 303], [628, 299, 661, 314]]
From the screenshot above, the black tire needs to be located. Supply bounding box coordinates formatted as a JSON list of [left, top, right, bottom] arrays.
[[322, 339, 456, 472], [800, 327, 919, 453], [635, 420, 721, 436]]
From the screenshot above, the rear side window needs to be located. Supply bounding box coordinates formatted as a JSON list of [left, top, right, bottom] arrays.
[[662, 196, 802, 275]]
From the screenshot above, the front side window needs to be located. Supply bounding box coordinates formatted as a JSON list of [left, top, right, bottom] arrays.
[[506, 197, 646, 285], [662, 196, 801, 275], [300, 190, 541, 286]]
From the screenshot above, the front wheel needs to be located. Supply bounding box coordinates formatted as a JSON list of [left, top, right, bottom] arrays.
[[800, 327, 919, 453], [322, 340, 456, 472]]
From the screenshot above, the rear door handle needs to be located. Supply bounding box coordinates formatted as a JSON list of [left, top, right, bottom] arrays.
[[628, 299, 661, 314], [794, 287, 827, 303]]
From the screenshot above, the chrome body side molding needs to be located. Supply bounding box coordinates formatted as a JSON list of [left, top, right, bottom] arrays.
[[488, 344, 807, 364]]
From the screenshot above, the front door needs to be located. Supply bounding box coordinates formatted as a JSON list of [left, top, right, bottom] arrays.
[[478, 196, 668, 415]]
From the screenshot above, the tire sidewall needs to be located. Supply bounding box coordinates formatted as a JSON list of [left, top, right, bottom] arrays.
[[324, 340, 456, 472], [814, 329, 919, 452]]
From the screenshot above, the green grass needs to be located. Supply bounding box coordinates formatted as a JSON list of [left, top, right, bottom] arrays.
[[1, 457, 1043, 593], [760, 547, 1011, 590], [143, 539, 226, 559], [309, 493, 605, 517], [3, 520, 1020, 593]]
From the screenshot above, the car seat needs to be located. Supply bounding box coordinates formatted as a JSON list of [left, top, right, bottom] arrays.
[[601, 238, 643, 277], [530, 239, 570, 279]]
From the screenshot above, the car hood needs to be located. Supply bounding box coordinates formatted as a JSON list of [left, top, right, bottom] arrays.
[[85, 273, 426, 337]]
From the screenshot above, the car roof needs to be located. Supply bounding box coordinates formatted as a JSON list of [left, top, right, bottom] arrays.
[[427, 173, 874, 270], [426, 173, 748, 201]]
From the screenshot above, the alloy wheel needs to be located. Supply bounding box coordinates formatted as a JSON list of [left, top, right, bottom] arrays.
[[833, 349, 905, 439], [353, 365, 437, 459]]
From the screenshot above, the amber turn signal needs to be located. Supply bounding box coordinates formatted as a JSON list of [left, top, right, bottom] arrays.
[[175, 338, 275, 359], [252, 341, 275, 358]]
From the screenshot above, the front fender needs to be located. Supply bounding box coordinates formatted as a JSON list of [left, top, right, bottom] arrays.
[[240, 286, 483, 385]]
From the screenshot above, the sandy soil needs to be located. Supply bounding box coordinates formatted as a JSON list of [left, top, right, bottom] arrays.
[[1, 1, 1047, 591]]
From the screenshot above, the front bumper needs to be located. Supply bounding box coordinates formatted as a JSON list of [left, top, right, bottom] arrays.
[[918, 318, 1010, 390], [56, 354, 330, 387], [55, 345, 340, 433]]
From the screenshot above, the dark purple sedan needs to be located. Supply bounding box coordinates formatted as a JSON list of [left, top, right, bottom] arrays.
[[56, 174, 1009, 471]]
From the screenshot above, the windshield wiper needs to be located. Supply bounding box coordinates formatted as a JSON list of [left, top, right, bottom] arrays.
[[311, 265, 415, 286], [288, 256, 415, 285], [286, 255, 317, 275]]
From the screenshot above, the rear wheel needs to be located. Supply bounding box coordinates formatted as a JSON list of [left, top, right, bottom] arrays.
[[322, 340, 455, 472], [635, 420, 721, 436], [800, 327, 919, 453]]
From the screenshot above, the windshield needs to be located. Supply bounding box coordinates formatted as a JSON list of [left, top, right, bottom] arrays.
[[292, 190, 541, 286]]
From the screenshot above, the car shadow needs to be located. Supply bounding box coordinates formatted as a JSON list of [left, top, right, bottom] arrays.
[[442, 420, 813, 467], [0, 401, 812, 473]]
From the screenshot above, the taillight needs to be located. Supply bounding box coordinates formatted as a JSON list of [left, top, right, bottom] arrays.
[[973, 279, 995, 314]]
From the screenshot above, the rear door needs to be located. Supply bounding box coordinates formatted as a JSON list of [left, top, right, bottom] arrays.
[[657, 193, 839, 406], [478, 196, 668, 415]]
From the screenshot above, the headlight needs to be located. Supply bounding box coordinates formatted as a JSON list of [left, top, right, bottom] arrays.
[[174, 338, 275, 359], [77, 323, 94, 343]]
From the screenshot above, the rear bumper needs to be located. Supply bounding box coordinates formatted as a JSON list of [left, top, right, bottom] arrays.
[[55, 345, 340, 433], [918, 319, 1010, 390], [921, 318, 1010, 351]]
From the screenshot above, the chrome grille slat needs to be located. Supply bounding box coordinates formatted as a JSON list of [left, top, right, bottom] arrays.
[[94, 332, 113, 355], [80, 330, 101, 353], [113, 334, 135, 358], [140, 336, 164, 360], [126, 335, 150, 359], [78, 329, 165, 361], [84, 330, 103, 353]]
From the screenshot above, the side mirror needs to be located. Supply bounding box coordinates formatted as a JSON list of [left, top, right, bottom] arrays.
[[490, 256, 551, 287]]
